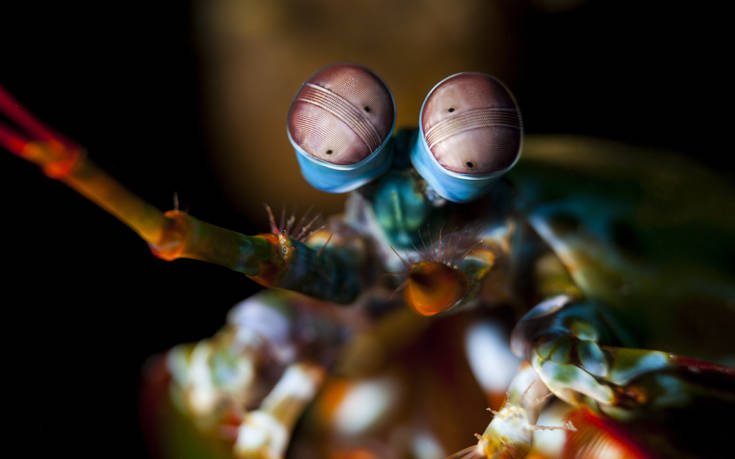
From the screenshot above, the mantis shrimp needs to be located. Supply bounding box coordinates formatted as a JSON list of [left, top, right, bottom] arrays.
[[2, 63, 734, 458]]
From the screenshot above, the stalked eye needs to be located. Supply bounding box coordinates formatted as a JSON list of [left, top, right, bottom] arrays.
[[422, 73, 521, 174], [287, 63, 396, 193], [410, 72, 522, 202]]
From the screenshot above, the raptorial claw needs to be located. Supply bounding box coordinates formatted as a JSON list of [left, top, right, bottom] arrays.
[[513, 296, 735, 423], [233, 363, 324, 459], [472, 363, 551, 459]]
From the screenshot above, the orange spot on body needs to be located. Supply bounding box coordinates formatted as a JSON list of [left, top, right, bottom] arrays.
[[404, 261, 467, 316], [150, 210, 191, 261], [487, 392, 507, 412], [331, 449, 380, 459], [247, 233, 289, 287], [219, 409, 244, 442], [10, 141, 82, 179], [318, 378, 351, 424], [42, 145, 82, 179], [525, 453, 553, 459], [0, 122, 30, 154], [562, 407, 652, 459]]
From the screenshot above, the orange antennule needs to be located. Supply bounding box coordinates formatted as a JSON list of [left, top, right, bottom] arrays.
[[0, 85, 82, 178], [0, 121, 30, 156], [0, 84, 78, 150]]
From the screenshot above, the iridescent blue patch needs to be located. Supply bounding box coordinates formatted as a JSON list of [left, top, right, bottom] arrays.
[[289, 127, 395, 193]]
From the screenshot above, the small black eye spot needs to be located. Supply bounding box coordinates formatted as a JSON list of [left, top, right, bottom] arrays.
[[448, 107, 455, 113], [364, 106, 371, 112], [326, 149, 333, 155], [466, 161, 474, 169]]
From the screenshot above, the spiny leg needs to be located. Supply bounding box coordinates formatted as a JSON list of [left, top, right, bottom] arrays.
[[449, 361, 573, 459], [511, 295, 735, 420], [464, 294, 735, 458], [0, 84, 363, 303], [472, 242, 734, 457], [164, 290, 350, 459], [232, 363, 324, 459]]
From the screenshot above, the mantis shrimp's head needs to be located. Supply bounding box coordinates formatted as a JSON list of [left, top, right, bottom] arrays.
[[287, 64, 522, 248]]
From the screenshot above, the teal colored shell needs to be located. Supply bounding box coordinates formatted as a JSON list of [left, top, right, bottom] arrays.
[[510, 135, 735, 366]]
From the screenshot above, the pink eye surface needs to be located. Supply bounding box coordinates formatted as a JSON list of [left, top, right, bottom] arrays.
[[288, 64, 394, 165], [421, 73, 522, 175]]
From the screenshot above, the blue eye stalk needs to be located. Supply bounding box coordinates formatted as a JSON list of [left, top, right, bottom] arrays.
[[288, 67, 521, 201], [409, 130, 508, 203], [288, 126, 395, 193]]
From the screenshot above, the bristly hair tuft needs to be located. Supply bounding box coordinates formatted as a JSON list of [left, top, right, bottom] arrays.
[[264, 203, 325, 242], [385, 225, 485, 296], [414, 224, 485, 269]]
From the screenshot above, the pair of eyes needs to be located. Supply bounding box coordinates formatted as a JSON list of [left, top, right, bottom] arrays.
[[287, 64, 522, 190]]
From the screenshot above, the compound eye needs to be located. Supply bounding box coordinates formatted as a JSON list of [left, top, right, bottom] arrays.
[[421, 73, 522, 175], [288, 64, 394, 165]]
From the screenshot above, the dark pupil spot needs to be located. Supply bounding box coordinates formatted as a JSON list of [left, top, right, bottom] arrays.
[[326, 149, 333, 155], [448, 107, 455, 113], [364, 106, 371, 112], [466, 161, 474, 168]]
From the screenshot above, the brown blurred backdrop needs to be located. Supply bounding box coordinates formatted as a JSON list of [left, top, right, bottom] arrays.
[[191, 0, 733, 222], [196, 0, 524, 220]]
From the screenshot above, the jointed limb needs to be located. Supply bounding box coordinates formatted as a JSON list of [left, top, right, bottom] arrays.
[[0, 85, 362, 303], [512, 295, 735, 418], [468, 235, 735, 457]]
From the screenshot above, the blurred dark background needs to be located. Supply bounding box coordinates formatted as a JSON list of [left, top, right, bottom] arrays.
[[2, 0, 732, 456]]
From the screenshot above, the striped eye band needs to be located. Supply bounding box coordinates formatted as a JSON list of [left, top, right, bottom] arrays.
[[424, 107, 522, 150], [296, 83, 383, 152]]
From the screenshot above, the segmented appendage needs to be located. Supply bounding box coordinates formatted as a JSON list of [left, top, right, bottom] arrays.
[[262, 203, 332, 260], [264, 204, 325, 243]]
